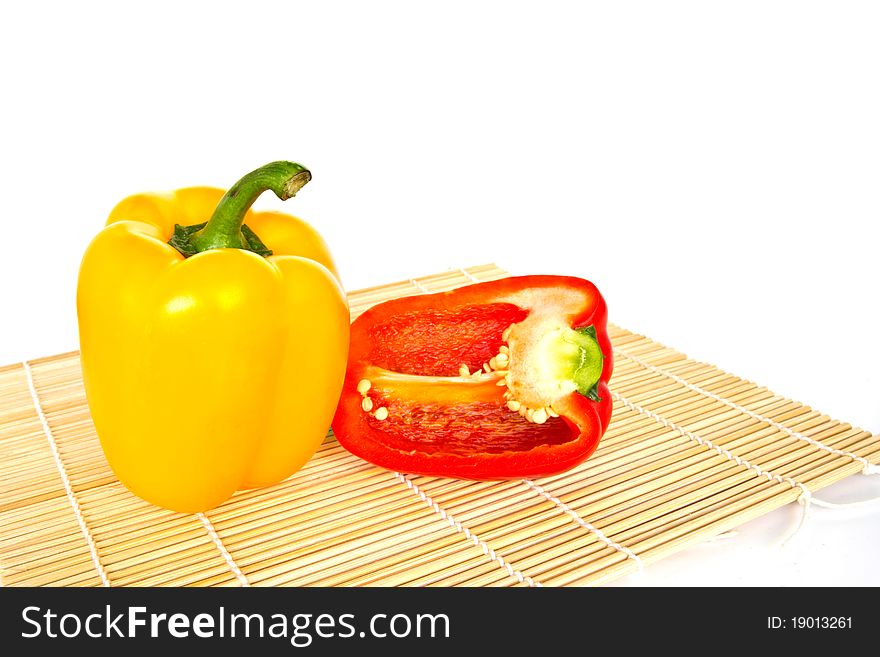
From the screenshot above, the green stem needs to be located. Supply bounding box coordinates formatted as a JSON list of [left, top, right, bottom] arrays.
[[170, 161, 311, 257]]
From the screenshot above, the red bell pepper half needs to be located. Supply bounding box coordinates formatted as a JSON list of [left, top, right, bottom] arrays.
[[331, 276, 613, 479]]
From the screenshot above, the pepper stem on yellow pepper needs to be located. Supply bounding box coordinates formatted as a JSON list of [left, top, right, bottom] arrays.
[[169, 161, 311, 258]]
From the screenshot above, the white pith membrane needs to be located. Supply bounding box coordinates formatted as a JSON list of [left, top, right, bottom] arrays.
[[500, 315, 581, 424]]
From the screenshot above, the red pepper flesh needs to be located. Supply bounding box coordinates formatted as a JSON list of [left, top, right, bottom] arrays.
[[332, 276, 613, 479]]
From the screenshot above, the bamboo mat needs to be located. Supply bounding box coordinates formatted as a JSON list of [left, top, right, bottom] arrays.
[[1, 263, 877, 587]]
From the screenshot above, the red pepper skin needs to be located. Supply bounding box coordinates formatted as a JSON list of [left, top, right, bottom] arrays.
[[332, 276, 613, 479]]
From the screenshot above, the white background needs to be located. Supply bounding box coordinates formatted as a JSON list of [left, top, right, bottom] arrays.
[[1, 1, 877, 586]]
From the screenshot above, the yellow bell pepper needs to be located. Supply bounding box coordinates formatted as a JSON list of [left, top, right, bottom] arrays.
[[77, 161, 350, 513]]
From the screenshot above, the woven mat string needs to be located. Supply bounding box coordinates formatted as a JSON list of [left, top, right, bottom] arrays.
[[22, 361, 111, 587], [780, 487, 814, 548], [196, 512, 249, 587], [395, 472, 542, 587], [811, 494, 880, 509], [779, 491, 880, 547], [523, 480, 644, 576]]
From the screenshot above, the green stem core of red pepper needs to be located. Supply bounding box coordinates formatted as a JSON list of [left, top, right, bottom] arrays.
[[168, 161, 311, 258], [569, 325, 604, 401]]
